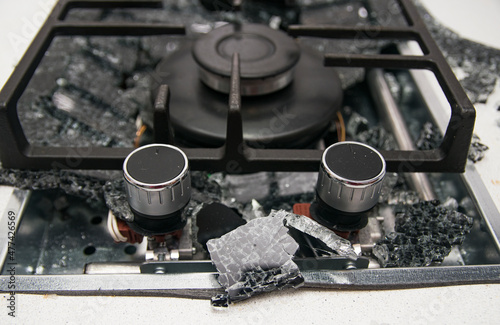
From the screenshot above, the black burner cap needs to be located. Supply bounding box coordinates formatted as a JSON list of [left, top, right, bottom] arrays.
[[192, 24, 300, 79], [125, 144, 186, 185]]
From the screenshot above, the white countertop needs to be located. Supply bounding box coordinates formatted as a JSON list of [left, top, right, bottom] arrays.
[[1, 1, 500, 323]]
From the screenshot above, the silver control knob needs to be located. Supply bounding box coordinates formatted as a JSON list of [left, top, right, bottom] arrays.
[[316, 141, 385, 214], [123, 144, 191, 233]]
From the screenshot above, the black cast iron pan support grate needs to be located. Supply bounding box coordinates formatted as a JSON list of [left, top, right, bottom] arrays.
[[0, 0, 475, 173], [288, 0, 475, 173]]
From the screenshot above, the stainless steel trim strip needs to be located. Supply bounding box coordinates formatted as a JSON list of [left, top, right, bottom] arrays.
[[0, 187, 31, 271]]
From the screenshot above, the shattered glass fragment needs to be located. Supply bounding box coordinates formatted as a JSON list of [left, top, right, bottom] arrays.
[[386, 190, 420, 206], [468, 134, 489, 163], [140, 37, 179, 65], [0, 169, 106, 205], [275, 172, 317, 197], [103, 179, 134, 222], [0, 168, 138, 223], [355, 126, 397, 151], [416, 122, 442, 150], [222, 172, 271, 203], [373, 200, 473, 267], [65, 8, 103, 22], [459, 196, 479, 219], [65, 52, 122, 101], [345, 111, 369, 138], [241, 199, 266, 222], [206, 211, 303, 306], [210, 172, 316, 216], [276, 210, 358, 260], [383, 71, 402, 103], [261, 175, 315, 213], [17, 35, 163, 148], [86, 37, 140, 74], [111, 73, 154, 120], [415, 3, 500, 105], [216, 265, 304, 307], [379, 172, 399, 203], [31, 95, 117, 147], [52, 87, 136, 147], [190, 171, 223, 203], [440, 197, 459, 211]]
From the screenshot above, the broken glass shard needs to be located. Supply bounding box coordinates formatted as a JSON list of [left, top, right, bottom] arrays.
[[241, 199, 266, 222], [373, 200, 474, 267], [196, 202, 246, 249], [276, 210, 358, 260], [206, 211, 303, 306], [275, 172, 317, 197], [103, 179, 134, 222], [355, 126, 397, 151], [416, 121, 442, 150], [468, 134, 489, 163], [0, 169, 106, 204]]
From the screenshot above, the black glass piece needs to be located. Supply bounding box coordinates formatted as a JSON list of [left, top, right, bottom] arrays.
[[196, 202, 246, 248]]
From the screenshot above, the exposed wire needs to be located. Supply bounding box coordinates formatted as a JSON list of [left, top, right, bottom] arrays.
[[336, 111, 346, 142], [134, 124, 147, 148]]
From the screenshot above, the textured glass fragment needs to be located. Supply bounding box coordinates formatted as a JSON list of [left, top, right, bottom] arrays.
[[416, 2, 500, 104], [355, 126, 397, 151], [103, 179, 134, 222], [206, 211, 303, 306], [0, 169, 106, 203], [274, 210, 358, 260], [416, 122, 442, 150], [468, 134, 489, 163], [373, 200, 474, 267]]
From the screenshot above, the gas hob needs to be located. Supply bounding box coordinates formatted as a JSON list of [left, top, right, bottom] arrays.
[[0, 0, 500, 311]]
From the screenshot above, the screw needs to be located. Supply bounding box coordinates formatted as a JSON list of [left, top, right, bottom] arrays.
[[155, 267, 166, 274], [345, 262, 357, 270]]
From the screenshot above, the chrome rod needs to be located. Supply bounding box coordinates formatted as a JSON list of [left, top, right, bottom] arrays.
[[367, 68, 436, 201]]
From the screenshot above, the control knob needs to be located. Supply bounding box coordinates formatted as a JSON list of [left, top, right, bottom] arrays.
[[312, 141, 386, 231], [123, 144, 191, 235]]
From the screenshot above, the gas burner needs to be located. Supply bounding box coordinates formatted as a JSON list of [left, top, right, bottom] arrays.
[[158, 23, 342, 148], [193, 24, 300, 96]]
